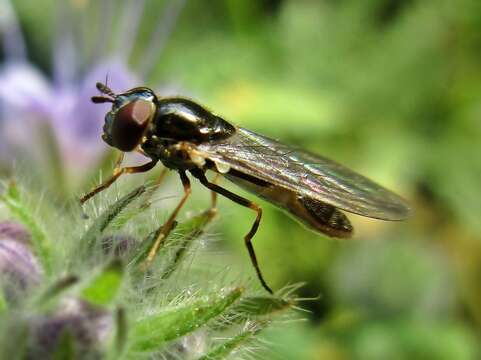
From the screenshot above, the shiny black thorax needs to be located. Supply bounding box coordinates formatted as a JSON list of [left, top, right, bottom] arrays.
[[141, 97, 236, 170]]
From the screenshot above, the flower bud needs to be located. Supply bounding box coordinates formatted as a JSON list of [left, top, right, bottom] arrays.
[[101, 233, 137, 257], [28, 298, 113, 359], [0, 222, 42, 301]]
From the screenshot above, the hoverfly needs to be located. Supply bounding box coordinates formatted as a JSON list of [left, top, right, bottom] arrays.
[[82, 82, 410, 293]]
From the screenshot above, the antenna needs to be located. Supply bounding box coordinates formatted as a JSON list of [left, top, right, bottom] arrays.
[[91, 96, 114, 103]]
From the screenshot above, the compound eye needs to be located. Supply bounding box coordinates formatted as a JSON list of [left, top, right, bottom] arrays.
[[111, 99, 155, 151]]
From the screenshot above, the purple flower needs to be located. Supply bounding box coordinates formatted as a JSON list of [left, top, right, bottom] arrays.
[[28, 298, 113, 359], [101, 233, 137, 257], [0, 0, 186, 176], [0, 222, 43, 300], [0, 60, 138, 172]]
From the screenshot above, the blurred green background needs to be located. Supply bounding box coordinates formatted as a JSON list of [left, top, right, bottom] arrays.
[[1, 0, 481, 358]]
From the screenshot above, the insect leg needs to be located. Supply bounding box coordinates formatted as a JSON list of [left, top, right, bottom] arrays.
[[139, 167, 170, 211], [142, 171, 192, 269], [80, 159, 158, 204], [208, 173, 221, 215], [191, 169, 272, 294], [113, 152, 125, 171]]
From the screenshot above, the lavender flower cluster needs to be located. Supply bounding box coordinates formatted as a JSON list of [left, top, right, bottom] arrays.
[[0, 0, 185, 176]]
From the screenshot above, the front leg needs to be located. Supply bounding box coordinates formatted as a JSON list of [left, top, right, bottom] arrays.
[[80, 156, 158, 204]]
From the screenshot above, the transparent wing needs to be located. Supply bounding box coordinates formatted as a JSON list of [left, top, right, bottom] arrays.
[[197, 127, 410, 220]]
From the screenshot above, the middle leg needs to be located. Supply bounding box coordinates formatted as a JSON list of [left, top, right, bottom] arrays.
[[141, 171, 192, 270]]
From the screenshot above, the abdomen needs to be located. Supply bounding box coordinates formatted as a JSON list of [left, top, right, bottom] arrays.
[[223, 170, 353, 238]]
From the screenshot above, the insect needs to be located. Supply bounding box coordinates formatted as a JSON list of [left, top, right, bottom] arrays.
[[82, 82, 411, 293]]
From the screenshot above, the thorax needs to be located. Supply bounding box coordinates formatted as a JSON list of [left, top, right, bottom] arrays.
[[140, 97, 236, 170]]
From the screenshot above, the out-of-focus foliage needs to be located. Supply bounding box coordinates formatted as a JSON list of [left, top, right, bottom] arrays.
[[1, 0, 481, 358]]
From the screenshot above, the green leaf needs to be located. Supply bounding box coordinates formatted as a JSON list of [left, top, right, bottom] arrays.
[[0, 318, 29, 360], [129, 287, 243, 353], [130, 221, 175, 267], [115, 307, 128, 356], [36, 275, 79, 307], [230, 296, 293, 317], [107, 307, 128, 360], [109, 177, 165, 231], [0, 181, 53, 275], [214, 296, 293, 331], [159, 208, 216, 280], [53, 330, 76, 360], [198, 323, 265, 360], [80, 186, 145, 253], [130, 208, 216, 283], [81, 259, 124, 306]]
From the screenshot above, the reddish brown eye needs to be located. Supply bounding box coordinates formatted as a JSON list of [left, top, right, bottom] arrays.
[[111, 99, 155, 151]]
